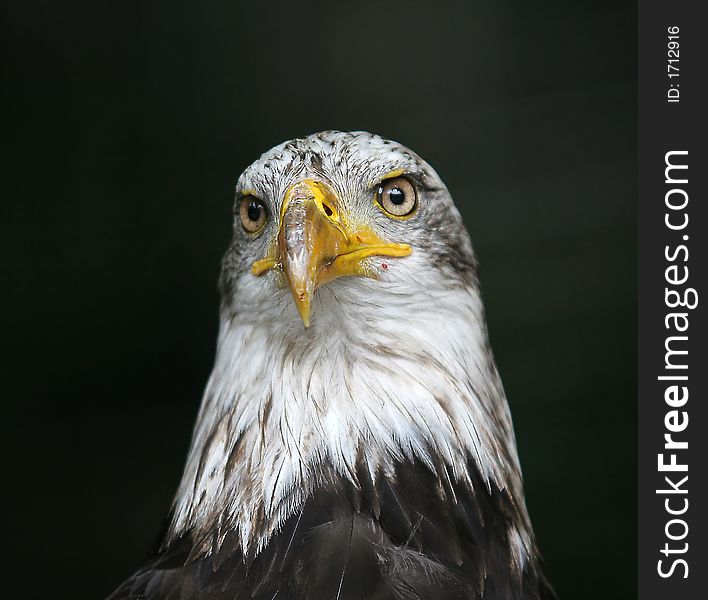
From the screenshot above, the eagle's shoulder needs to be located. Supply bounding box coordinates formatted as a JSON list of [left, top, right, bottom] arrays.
[[108, 456, 554, 600]]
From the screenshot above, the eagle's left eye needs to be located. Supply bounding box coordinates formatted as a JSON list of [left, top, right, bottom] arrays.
[[376, 176, 417, 218], [239, 196, 268, 234]]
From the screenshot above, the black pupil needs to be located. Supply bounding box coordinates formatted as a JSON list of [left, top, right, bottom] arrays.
[[388, 187, 406, 205], [247, 201, 261, 222]]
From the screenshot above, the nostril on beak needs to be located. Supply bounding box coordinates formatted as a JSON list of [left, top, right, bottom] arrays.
[[322, 203, 333, 217]]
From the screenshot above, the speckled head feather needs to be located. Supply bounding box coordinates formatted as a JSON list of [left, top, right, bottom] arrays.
[[109, 131, 554, 600]]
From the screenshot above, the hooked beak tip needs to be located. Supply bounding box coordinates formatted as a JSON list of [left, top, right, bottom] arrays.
[[294, 294, 312, 328]]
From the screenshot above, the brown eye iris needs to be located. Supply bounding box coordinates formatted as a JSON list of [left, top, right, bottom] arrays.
[[239, 196, 267, 233], [376, 176, 417, 217]]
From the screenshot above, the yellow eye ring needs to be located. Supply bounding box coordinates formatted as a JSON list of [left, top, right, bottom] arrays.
[[238, 196, 268, 234], [375, 176, 417, 219]]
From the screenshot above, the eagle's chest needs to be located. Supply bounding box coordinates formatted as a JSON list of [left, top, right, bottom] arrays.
[[109, 458, 550, 600]]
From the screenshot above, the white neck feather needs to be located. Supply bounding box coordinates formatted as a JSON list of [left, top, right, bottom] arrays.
[[168, 269, 524, 556]]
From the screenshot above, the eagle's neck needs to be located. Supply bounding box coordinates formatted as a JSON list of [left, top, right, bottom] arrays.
[[167, 279, 533, 564]]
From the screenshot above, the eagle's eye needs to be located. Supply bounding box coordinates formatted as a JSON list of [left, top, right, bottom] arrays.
[[376, 176, 417, 218], [239, 196, 268, 234]]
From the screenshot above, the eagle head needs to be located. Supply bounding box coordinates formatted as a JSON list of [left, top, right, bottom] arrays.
[[220, 130, 476, 331]]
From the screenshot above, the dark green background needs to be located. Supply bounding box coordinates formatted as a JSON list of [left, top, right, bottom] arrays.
[[2, 1, 636, 598]]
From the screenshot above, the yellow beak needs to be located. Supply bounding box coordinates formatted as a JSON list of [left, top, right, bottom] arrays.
[[251, 178, 411, 327]]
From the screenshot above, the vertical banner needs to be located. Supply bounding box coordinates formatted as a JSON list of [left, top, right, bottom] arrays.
[[639, 2, 707, 599]]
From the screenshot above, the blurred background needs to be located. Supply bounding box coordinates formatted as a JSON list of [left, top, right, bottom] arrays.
[[2, 1, 636, 598]]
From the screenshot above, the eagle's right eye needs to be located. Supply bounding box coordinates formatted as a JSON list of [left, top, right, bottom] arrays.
[[239, 196, 268, 234], [376, 176, 417, 218]]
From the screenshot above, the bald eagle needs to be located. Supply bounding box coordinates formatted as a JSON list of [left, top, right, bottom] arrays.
[[109, 131, 555, 599]]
